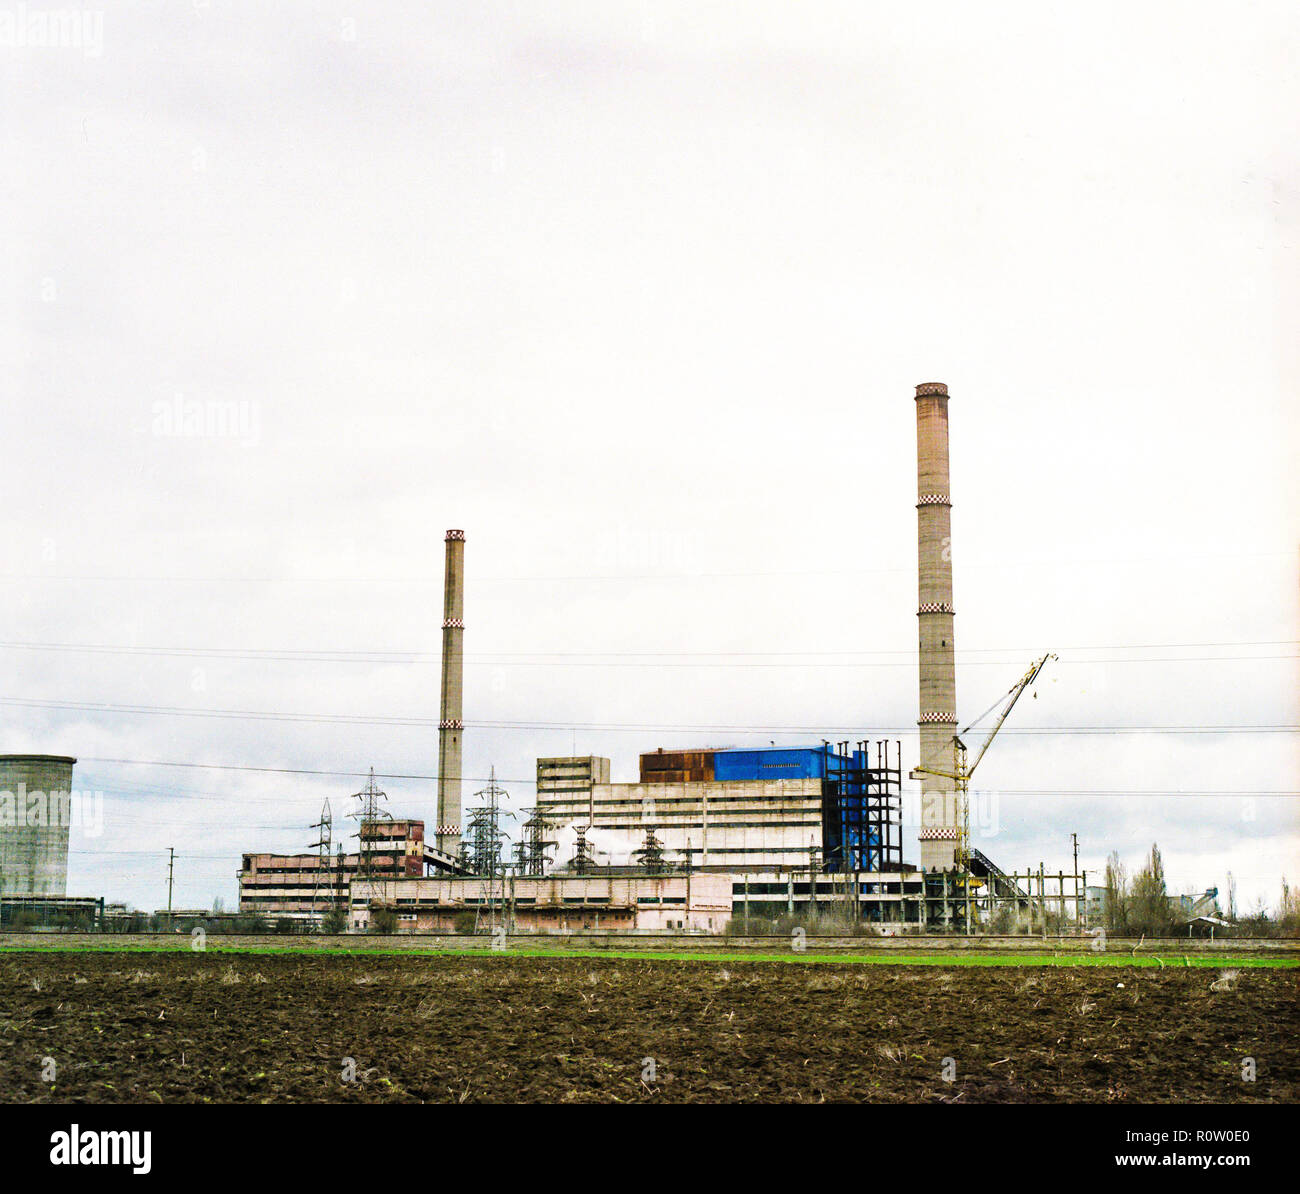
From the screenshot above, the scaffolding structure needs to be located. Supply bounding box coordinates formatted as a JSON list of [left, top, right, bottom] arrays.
[[919, 862, 1089, 933], [821, 740, 903, 874]]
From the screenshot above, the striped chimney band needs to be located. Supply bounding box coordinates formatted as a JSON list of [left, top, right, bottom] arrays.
[[439, 718, 463, 730], [918, 827, 958, 841], [442, 618, 464, 629], [918, 602, 955, 615], [915, 382, 949, 397], [446, 529, 465, 541], [916, 493, 950, 507], [436, 824, 460, 836], [919, 712, 958, 724]]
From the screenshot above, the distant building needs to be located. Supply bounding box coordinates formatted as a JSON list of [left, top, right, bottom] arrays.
[[351, 872, 733, 934], [1169, 888, 1220, 920], [1084, 885, 1220, 926], [238, 818, 431, 921]]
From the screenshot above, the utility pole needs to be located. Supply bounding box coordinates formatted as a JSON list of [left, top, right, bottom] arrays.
[[166, 847, 175, 926], [1071, 832, 1080, 931]]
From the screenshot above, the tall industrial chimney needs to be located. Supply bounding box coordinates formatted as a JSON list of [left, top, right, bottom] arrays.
[[437, 529, 466, 856], [915, 382, 959, 871]]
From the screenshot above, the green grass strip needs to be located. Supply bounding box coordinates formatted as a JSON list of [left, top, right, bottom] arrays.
[[0, 943, 1295, 967]]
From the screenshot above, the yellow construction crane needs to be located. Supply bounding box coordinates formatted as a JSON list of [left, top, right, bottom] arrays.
[[910, 653, 1056, 924]]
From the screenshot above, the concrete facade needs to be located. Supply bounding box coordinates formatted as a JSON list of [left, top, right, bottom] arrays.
[[535, 755, 611, 826], [915, 382, 959, 871], [436, 529, 465, 856], [0, 755, 75, 897], [351, 871, 733, 933], [551, 778, 825, 872]]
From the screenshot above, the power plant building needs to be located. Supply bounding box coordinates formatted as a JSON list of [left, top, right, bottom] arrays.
[[535, 755, 611, 825], [351, 872, 733, 933], [537, 746, 902, 875], [232, 377, 1043, 932], [238, 818, 431, 918]]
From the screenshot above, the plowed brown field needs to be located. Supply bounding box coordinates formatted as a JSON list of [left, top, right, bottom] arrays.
[[1, 953, 1294, 1103]]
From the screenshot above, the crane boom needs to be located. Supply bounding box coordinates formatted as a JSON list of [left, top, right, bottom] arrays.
[[964, 652, 1056, 778]]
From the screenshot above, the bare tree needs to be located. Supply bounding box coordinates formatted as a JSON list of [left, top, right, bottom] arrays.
[[1104, 850, 1129, 934], [1129, 843, 1171, 935]]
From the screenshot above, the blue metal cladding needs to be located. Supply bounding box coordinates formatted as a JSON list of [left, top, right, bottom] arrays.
[[824, 748, 881, 872], [711, 747, 839, 781]]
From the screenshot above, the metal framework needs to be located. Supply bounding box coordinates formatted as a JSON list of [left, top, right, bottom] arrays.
[[911, 654, 1056, 931], [348, 768, 391, 889], [461, 768, 514, 933], [632, 826, 668, 873], [514, 806, 557, 877], [308, 798, 334, 919], [463, 767, 514, 878], [820, 740, 903, 874], [568, 825, 596, 875]]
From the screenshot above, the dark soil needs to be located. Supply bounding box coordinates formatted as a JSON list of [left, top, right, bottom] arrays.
[[0, 954, 1294, 1103]]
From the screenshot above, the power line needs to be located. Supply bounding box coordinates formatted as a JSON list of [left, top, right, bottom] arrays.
[[0, 548, 1289, 585], [0, 637, 1293, 665], [3, 695, 1295, 734], [73, 756, 1299, 796]]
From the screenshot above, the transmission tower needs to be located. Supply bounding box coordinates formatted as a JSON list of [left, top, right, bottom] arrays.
[[463, 767, 514, 876], [348, 768, 392, 912], [308, 798, 333, 922], [632, 825, 667, 874], [463, 767, 514, 933], [569, 825, 596, 875], [516, 806, 557, 877]]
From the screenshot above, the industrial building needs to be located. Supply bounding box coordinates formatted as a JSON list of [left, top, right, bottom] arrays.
[[238, 818, 434, 919], [233, 382, 1068, 934], [0, 754, 76, 897], [538, 744, 902, 874], [351, 872, 732, 933]]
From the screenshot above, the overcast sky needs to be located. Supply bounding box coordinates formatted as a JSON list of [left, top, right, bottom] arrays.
[[3, 1, 1296, 914]]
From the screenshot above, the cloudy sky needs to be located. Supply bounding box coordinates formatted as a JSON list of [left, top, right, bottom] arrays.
[[3, 1, 1296, 913]]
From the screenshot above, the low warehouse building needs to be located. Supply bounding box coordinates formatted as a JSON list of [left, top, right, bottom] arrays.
[[350, 872, 733, 933]]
